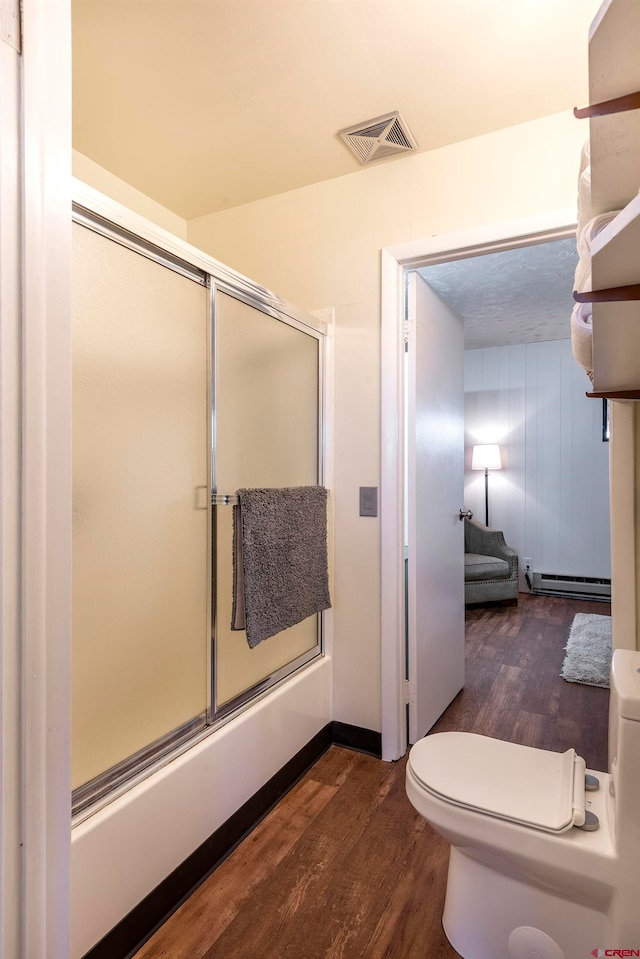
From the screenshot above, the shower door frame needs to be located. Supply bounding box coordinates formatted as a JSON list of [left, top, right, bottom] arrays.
[[209, 280, 327, 723], [71, 180, 330, 821]]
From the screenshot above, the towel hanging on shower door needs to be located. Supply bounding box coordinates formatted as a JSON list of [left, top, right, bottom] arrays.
[[231, 486, 331, 648]]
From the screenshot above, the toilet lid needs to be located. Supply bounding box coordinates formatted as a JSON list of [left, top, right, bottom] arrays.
[[408, 733, 586, 833]]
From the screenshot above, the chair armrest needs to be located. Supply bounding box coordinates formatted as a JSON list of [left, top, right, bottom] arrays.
[[464, 518, 518, 572]]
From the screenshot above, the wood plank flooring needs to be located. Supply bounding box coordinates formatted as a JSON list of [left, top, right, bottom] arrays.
[[135, 594, 610, 959]]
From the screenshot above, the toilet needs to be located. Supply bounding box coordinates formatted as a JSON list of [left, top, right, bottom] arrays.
[[405, 648, 640, 959]]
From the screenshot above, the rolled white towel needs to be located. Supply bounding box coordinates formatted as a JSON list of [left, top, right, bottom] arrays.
[[574, 211, 621, 303], [577, 165, 592, 238], [577, 210, 621, 259], [579, 139, 590, 177], [570, 301, 593, 372], [574, 258, 591, 294]]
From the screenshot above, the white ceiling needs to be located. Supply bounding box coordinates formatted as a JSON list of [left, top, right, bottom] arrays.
[[72, 0, 601, 219], [418, 237, 578, 349]]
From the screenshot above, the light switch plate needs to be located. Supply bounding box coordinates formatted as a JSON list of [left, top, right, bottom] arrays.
[[359, 486, 378, 517]]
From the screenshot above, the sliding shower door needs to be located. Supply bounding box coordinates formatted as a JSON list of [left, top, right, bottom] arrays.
[[71, 218, 210, 805], [213, 290, 322, 709], [71, 204, 326, 815]]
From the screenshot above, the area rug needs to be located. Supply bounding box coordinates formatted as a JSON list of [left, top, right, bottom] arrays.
[[560, 613, 612, 688]]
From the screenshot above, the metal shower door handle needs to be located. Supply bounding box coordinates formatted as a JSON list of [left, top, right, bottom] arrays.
[[459, 508, 473, 521]]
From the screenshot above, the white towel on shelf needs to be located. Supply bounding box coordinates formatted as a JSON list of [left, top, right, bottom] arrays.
[[577, 165, 592, 239], [574, 257, 591, 294], [577, 210, 621, 259], [579, 138, 590, 177], [571, 302, 593, 372], [573, 212, 620, 312], [576, 141, 591, 237]]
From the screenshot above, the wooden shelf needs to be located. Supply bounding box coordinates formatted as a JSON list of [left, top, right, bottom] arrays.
[[575, 91, 640, 119], [573, 0, 640, 396], [587, 0, 640, 215], [589, 193, 640, 394], [587, 390, 640, 399]]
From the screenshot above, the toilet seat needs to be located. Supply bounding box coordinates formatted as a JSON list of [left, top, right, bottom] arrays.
[[408, 733, 586, 833]]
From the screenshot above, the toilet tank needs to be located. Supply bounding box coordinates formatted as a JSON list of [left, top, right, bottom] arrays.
[[609, 650, 640, 834]]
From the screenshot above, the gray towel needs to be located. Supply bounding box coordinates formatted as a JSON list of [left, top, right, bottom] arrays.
[[231, 486, 331, 648]]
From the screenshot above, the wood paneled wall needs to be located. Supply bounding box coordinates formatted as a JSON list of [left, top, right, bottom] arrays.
[[464, 339, 611, 581]]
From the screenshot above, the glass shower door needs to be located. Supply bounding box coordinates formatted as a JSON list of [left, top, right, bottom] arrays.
[[213, 290, 323, 710], [71, 219, 210, 807], [71, 209, 326, 815]]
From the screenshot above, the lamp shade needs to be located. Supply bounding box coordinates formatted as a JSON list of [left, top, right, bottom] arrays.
[[471, 444, 502, 471]]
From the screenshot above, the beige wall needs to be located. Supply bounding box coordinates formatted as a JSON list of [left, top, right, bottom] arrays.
[[188, 110, 587, 732], [73, 151, 188, 238]]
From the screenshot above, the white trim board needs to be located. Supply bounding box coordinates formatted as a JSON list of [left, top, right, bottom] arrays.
[[18, 1, 73, 956], [380, 208, 578, 762], [1, 24, 24, 959]]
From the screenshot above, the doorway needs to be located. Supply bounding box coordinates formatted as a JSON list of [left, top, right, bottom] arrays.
[[381, 210, 581, 762], [417, 234, 611, 597], [401, 236, 612, 752]]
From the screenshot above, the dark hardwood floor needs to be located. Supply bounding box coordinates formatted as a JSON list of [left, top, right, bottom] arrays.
[[134, 593, 610, 959], [434, 592, 610, 771]]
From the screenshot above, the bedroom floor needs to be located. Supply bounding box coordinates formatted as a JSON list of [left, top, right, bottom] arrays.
[[134, 592, 611, 959]]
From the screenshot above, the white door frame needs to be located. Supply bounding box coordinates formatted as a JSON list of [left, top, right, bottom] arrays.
[[1, 1, 72, 955], [0, 18, 23, 958], [380, 208, 578, 762]]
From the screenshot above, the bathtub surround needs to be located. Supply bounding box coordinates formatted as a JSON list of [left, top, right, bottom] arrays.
[[561, 613, 612, 687], [231, 487, 331, 647]]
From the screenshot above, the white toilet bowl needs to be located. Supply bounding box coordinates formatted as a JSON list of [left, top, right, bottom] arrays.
[[405, 649, 640, 959]]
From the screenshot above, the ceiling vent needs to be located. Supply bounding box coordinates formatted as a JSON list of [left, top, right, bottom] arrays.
[[338, 111, 418, 165]]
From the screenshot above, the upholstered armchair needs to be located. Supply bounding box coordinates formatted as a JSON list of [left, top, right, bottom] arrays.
[[464, 517, 519, 606]]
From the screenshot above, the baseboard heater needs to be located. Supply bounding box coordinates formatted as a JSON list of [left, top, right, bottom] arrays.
[[531, 571, 611, 601]]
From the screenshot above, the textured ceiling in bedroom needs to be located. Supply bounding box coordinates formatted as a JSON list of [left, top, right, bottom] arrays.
[[417, 237, 578, 350]]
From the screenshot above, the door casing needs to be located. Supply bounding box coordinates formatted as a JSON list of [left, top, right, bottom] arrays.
[[380, 209, 578, 762]]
